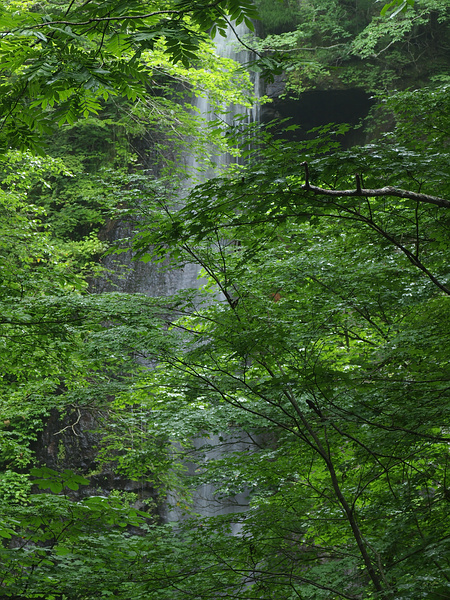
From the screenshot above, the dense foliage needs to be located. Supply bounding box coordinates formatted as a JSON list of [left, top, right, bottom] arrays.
[[1, 0, 450, 598], [115, 84, 450, 598], [0, 0, 257, 151], [254, 0, 450, 93]]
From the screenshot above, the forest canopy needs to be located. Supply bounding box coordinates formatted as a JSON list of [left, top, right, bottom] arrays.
[[0, 0, 450, 599]]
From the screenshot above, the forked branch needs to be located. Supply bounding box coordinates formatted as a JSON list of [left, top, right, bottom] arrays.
[[300, 162, 450, 209]]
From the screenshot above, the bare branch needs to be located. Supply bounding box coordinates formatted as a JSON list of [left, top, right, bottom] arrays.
[[301, 181, 450, 209], [54, 409, 81, 437]]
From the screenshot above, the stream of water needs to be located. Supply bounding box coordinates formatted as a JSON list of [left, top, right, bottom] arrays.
[[164, 23, 261, 528], [98, 22, 260, 527]]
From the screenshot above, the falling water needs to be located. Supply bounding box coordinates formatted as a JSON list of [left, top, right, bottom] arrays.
[[163, 22, 261, 528], [97, 22, 258, 297], [97, 22, 260, 525]]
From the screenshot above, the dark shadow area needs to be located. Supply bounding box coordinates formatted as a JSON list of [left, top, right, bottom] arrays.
[[261, 89, 375, 147]]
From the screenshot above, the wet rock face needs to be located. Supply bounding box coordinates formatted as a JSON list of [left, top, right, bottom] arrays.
[[32, 408, 159, 511], [32, 408, 98, 473], [264, 74, 287, 100]]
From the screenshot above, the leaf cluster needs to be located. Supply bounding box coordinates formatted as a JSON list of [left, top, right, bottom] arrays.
[[0, 0, 258, 151]]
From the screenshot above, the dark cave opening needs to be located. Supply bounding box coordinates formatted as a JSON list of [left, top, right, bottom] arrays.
[[261, 88, 375, 146]]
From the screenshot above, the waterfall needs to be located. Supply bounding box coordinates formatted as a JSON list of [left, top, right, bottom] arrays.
[[168, 432, 260, 535], [96, 22, 258, 298], [163, 22, 261, 528], [97, 22, 260, 526]]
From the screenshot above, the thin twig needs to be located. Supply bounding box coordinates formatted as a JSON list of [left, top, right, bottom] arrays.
[[54, 408, 81, 437]]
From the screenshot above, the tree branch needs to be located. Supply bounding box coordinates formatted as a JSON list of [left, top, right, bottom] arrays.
[[11, 0, 226, 29], [300, 179, 450, 209]]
